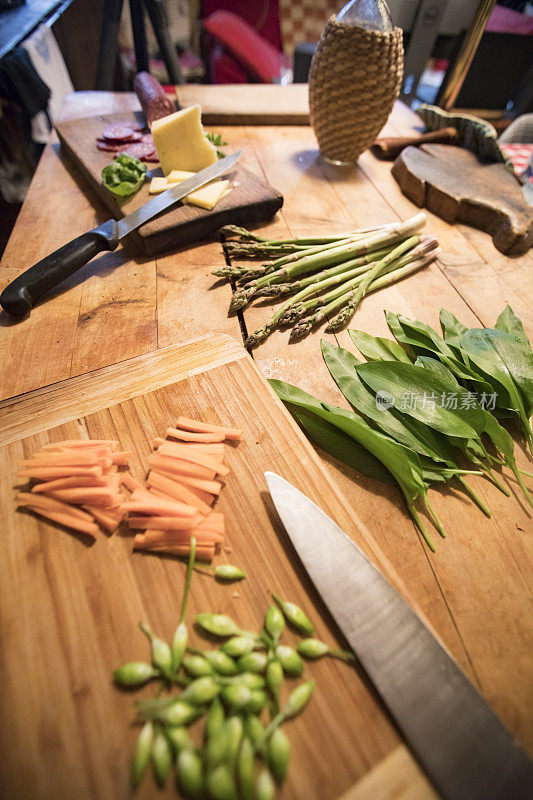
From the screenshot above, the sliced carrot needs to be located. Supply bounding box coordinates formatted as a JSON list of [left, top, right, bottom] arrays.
[[121, 499, 197, 518], [152, 468, 215, 506], [127, 515, 200, 530], [111, 450, 133, 465], [83, 505, 125, 532], [17, 492, 94, 520], [121, 473, 145, 493], [166, 427, 225, 444], [146, 472, 212, 515], [148, 453, 216, 480], [157, 443, 229, 476], [26, 505, 98, 536], [196, 511, 225, 533], [176, 416, 242, 441], [138, 529, 222, 545], [19, 451, 106, 467], [167, 472, 222, 496], [41, 439, 119, 450], [31, 476, 115, 493], [17, 466, 103, 480], [47, 488, 120, 506], [159, 441, 225, 460]]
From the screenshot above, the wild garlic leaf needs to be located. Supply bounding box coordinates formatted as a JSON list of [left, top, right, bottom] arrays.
[[321, 341, 457, 464], [348, 329, 412, 363], [494, 305, 530, 346], [354, 361, 487, 440], [440, 308, 469, 348]]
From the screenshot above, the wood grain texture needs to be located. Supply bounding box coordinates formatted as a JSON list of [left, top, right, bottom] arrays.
[[340, 746, 439, 800], [55, 112, 283, 255], [1, 88, 532, 798], [1, 334, 412, 800], [392, 144, 533, 255], [176, 83, 311, 126]]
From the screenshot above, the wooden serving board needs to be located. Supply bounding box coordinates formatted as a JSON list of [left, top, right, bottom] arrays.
[[55, 112, 283, 255], [0, 334, 437, 800], [392, 143, 533, 255]]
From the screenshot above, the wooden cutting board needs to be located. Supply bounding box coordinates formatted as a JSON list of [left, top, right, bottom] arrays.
[[54, 112, 283, 255], [0, 334, 437, 800], [392, 143, 533, 255]]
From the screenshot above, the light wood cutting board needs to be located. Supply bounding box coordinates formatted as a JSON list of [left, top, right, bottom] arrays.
[[54, 112, 283, 255], [0, 334, 437, 800]]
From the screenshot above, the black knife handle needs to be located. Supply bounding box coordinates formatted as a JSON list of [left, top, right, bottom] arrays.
[[0, 219, 120, 317]]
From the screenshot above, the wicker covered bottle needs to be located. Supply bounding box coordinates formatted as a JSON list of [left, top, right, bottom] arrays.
[[309, 0, 403, 165]]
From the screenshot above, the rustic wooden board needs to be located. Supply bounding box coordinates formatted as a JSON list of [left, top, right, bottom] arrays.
[[54, 111, 283, 255], [392, 144, 533, 255], [0, 333, 438, 800]]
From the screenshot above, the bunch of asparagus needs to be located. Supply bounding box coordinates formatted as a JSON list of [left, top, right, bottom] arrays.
[[214, 214, 440, 350]]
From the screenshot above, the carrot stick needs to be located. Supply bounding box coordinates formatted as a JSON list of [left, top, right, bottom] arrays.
[[25, 505, 98, 536], [146, 472, 212, 515], [166, 472, 222, 496], [196, 511, 225, 533], [128, 516, 200, 530], [40, 440, 119, 450], [157, 443, 229, 476], [111, 450, 133, 465], [31, 476, 115, 493], [121, 473, 145, 493], [121, 499, 197, 518], [17, 466, 103, 480], [47, 488, 120, 506], [166, 427, 226, 443], [159, 441, 225, 459], [148, 453, 216, 480], [137, 530, 222, 546], [19, 451, 107, 466], [17, 492, 94, 520], [176, 416, 242, 441], [83, 505, 125, 532], [152, 469, 215, 506]]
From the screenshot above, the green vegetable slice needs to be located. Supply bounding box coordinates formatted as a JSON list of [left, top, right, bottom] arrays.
[[101, 153, 147, 197]]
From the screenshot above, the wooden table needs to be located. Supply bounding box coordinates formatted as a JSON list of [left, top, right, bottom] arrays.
[[1, 85, 532, 798]]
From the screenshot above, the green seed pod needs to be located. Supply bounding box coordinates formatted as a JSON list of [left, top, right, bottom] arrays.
[[243, 714, 265, 750], [113, 661, 158, 687], [165, 726, 193, 753], [275, 645, 304, 676], [206, 726, 228, 772], [206, 697, 225, 740], [271, 594, 314, 636], [284, 680, 315, 718], [224, 716, 243, 771], [196, 613, 238, 637], [221, 636, 255, 658], [171, 622, 188, 673], [234, 672, 265, 689], [296, 638, 329, 659], [183, 654, 214, 677], [150, 637, 173, 679], [267, 728, 290, 783], [215, 564, 246, 582], [177, 748, 204, 799], [206, 764, 238, 800], [256, 767, 276, 800], [237, 652, 267, 674], [152, 729, 172, 786], [131, 720, 153, 789], [221, 684, 252, 710], [237, 737, 255, 800], [265, 660, 283, 702], [264, 605, 285, 642], [182, 676, 221, 705], [246, 689, 268, 715], [160, 700, 203, 726], [204, 650, 239, 676]]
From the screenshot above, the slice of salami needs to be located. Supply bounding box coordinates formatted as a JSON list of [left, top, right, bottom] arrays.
[[122, 142, 157, 160], [142, 153, 160, 163], [97, 140, 126, 152], [102, 124, 137, 142]]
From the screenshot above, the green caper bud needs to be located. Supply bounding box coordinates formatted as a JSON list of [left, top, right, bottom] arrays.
[[221, 636, 255, 658], [271, 594, 314, 635], [247, 689, 268, 714], [264, 605, 284, 642], [204, 650, 239, 675], [206, 764, 238, 800], [195, 613, 238, 637], [177, 748, 204, 798], [237, 651, 267, 673], [215, 564, 246, 581], [267, 728, 290, 783], [113, 662, 158, 687], [151, 729, 172, 786], [131, 720, 153, 789], [165, 726, 193, 753], [256, 767, 276, 800], [183, 654, 214, 677], [275, 645, 304, 676], [220, 684, 252, 710], [181, 676, 221, 705]]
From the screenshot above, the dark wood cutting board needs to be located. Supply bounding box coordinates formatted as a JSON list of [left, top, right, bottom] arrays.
[[55, 111, 283, 255], [392, 143, 533, 255]]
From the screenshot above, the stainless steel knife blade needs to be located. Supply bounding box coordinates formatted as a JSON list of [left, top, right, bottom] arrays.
[[116, 150, 242, 237], [265, 471, 533, 800]]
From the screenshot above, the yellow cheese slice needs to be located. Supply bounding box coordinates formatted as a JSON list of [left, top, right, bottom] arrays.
[[149, 177, 171, 194], [166, 170, 195, 182], [151, 105, 217, 176], [185, 180, 230, 210]]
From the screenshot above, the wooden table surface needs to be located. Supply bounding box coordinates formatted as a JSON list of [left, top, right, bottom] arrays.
[[1, 84, 532, 791]]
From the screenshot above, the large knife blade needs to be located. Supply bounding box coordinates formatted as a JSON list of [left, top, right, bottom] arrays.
[[0, 150, 241, 317], [265, 471, 533, 800]]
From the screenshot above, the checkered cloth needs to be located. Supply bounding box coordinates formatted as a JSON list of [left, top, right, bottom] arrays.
[[279, 0, 344, 54]]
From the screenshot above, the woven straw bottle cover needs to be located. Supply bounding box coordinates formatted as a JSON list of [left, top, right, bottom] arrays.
[[309, 0, 404, 165]]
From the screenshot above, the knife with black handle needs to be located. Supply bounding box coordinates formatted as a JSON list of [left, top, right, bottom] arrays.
[[0, 151, 241, 317]]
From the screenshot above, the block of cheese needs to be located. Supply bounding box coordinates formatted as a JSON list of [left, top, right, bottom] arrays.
[[151, 105, 217, 175]]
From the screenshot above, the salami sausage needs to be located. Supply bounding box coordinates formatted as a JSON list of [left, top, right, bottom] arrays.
[[133, 72, 176, 128]]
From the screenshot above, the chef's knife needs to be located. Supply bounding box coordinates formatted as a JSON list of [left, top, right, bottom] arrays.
[[0, 150, 241, 317], [265, 471, 533, 800]]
